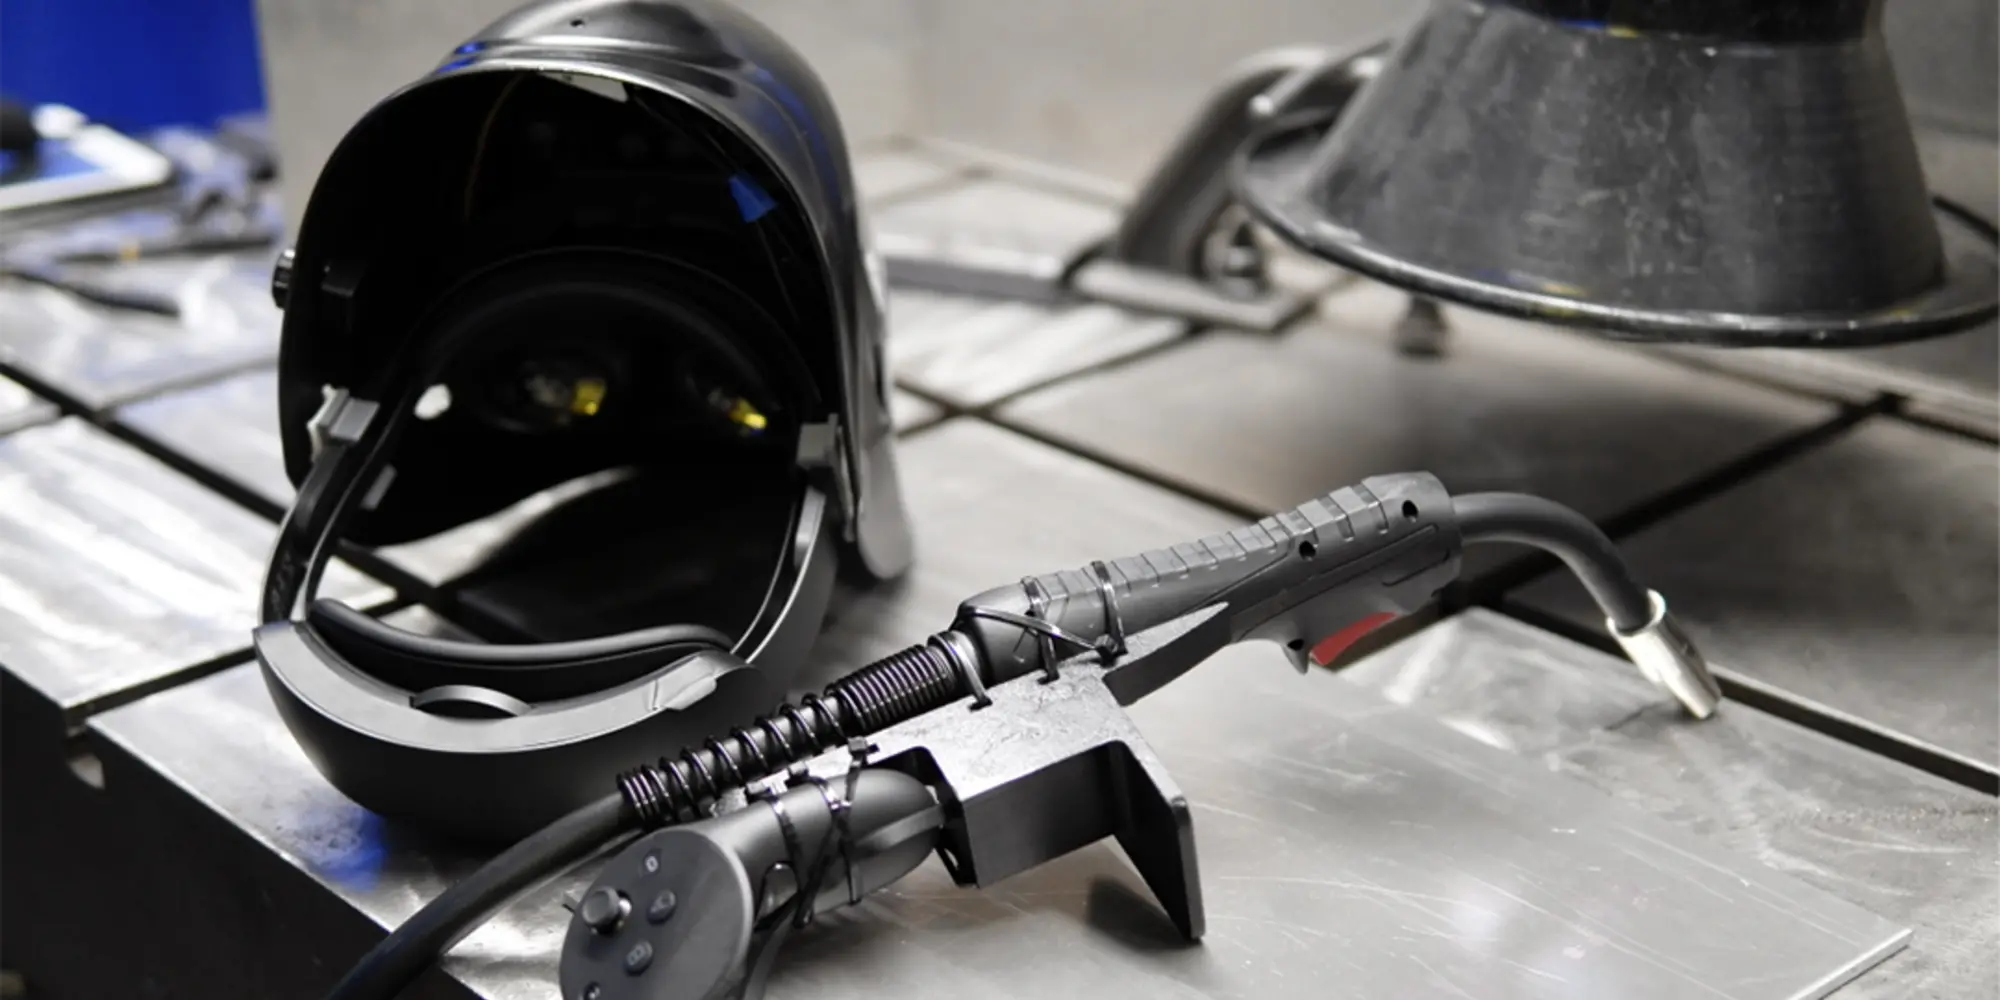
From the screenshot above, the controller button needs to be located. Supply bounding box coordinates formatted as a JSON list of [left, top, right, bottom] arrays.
[[624, 939, 655, 974]]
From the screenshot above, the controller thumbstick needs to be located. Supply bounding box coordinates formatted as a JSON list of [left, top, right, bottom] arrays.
[[578, 887, 628, 934]]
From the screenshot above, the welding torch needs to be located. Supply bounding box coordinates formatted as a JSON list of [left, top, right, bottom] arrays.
[[326, 471, 1720, 1000]]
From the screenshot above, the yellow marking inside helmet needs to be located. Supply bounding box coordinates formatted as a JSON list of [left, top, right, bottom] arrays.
[[570, 376, 607, 417], [728, 397, 768, 433]]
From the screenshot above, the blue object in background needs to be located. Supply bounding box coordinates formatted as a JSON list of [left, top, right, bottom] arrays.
[[0, 0, 267, 131]]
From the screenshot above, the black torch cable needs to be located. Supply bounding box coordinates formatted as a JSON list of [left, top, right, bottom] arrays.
[[323, 636, 987, 1000], [1451, 492, 1653, 631]]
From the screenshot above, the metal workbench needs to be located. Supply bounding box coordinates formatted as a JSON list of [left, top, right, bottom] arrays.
[[2, 142, 1995, 1000]]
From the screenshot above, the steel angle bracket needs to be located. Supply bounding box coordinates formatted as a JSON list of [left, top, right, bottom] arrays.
[[861, 608, 1230, 940]]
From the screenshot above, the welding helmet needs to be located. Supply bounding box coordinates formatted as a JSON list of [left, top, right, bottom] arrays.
[[254, 0, 913, 842]]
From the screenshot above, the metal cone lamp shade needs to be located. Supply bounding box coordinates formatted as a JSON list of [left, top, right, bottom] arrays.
[[1236, 0, 2000, 347]]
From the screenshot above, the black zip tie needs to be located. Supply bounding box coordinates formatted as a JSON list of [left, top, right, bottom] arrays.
[[1090, 560, 1128, 658], [1021, 576, 1063, 683], [933, 631, 992, 709]]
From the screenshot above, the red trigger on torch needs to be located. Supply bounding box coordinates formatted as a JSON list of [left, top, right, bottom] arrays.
[[1309, 612, 1399, 666]]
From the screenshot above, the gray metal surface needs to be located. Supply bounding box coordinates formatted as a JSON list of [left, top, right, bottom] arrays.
[[1510, 416, 2000, 768], [0, 251, 281, 410], [855, 145, 972, 207], [0, 374, 56, 436], [1341, 609, 1999, 999], [1068, 256, 1318, 334], [116, 366, 293, 506], [874, 175, 1121, 300], [89, 421, 1918, 999], [890, 289, 1186, 408], [0, 417, 386, 727], [997, 280, 1836, 556], [890, 388, 943, 430]]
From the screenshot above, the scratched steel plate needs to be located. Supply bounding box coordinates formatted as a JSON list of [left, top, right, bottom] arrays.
[[0, 418, 387, 728], [855, 145, 972, 206], [872, 174, 1120, 291], [1340, 609, 1998, 999], [889, 288, 1187, 407], [0, 251, 281, 410], [0, 374, 56, 436], [997, 281, 1837, 574], [115, 366, 294, 506], [1510, 415, 2000, 768], [91, 422, 1914, 999]]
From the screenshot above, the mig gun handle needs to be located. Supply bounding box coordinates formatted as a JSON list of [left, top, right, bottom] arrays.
[[955, 472, 1722, 718], [959, 473, 1465, 680]]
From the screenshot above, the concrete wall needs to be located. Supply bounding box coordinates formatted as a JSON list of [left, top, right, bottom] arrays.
[[908, 0, 1411, 186], [1884, 0, 1999, 139], [258, 0, 1998, 227]]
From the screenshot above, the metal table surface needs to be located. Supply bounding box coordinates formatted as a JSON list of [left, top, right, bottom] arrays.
[[6, 141, 1997, 1000], [994, 281, 1840, 579], [1341, 610, 1998, 1000], [889, 288, 1187, 408], [0, 374, 56, 437], [0, 417, 387, 732], [1508, 416, 2000, 770], [873, 173, 1121, 294], [854, 144, 976, 206], [0, 251, 281, 412], [0, 417, 388, 1000], [87, 421, 1932, 1000]]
